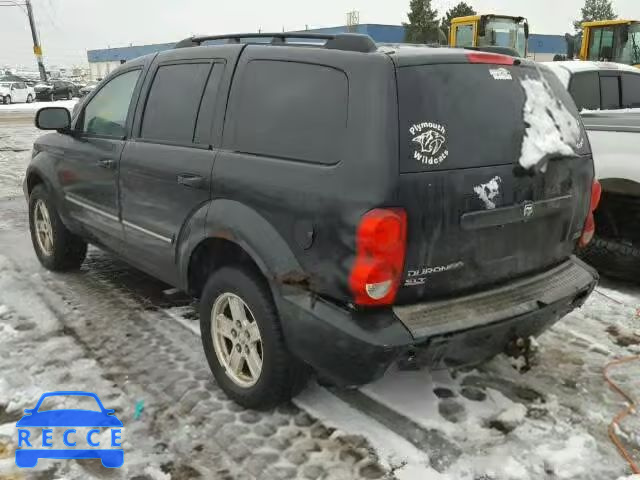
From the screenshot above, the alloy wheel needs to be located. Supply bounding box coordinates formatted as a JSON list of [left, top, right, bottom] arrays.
[[34, 199, 54, 256], [211, 292, 263, 388]]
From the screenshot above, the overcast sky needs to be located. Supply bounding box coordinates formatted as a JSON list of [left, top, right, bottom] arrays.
[[1, 0, 638, 68]]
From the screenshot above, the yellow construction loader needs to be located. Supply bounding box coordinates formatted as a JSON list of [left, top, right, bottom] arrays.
[[571, 20, 640, 67], [449, 15, 529, 58]]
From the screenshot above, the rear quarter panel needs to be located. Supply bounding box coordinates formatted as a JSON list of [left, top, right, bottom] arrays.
[[216, 47, 399, 302]]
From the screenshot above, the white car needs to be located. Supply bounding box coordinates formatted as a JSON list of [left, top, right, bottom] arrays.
[[544, 61, 640, 281], [0, 81, 36, 104]]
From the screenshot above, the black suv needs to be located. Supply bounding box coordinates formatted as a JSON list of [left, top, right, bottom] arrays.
[[34, 80, 75, 101], [25, 33, 599, 409]]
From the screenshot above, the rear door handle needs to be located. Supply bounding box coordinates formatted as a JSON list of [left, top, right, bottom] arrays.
[[177, 174, 205, 189], [97, 158, 115, 169]]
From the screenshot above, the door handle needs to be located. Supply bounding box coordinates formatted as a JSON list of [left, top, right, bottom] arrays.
[[177, 174, 205, 189], [97, 158, 115, 169]]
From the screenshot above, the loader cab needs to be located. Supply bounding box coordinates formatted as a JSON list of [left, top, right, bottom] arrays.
[[450, 15, 529, 58], [580, 20, 640, 68]]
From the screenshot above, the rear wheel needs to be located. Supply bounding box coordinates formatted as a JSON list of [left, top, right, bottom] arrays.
[[67, 91, 72, 100], [200, 266, 308, 409], [26, 94, 33, 103], [577, 192, 640, 283], [579, 237, 640, 283], [3, 95, 10, 105], [49, 92, 54, 102], [28, 184, 87, 271]]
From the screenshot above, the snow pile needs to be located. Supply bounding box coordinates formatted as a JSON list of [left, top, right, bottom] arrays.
[[518, 76, 582, 171]]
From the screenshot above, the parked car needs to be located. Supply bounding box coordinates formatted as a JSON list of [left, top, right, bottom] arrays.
[[34, 80, 75, 101], [25, 33, 598, 409], [78, 81, 98, 97], [545, 61, 640, 281], [0, 81, 35, 104]]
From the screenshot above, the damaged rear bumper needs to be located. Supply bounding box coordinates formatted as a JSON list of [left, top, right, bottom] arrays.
[[279, 256, 598, 387]]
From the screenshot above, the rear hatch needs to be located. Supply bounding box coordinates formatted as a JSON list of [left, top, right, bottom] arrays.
[[394, 57, 593, 304]]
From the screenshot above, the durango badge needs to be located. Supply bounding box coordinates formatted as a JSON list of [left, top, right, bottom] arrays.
[[410, 122, 449, 166]]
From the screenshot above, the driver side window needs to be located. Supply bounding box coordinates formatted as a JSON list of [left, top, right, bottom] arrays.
[[455, 25, 474, 47], [81, 69, 141, 137]]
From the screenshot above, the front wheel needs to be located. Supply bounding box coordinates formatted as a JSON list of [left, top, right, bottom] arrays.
[[26, 94, 33, 103], [28, 184, 87, 271], [3, 95, 10, 105], [67, 91, 72, 100], [49, 92, 54, 102], [200, 266, 308, 409]]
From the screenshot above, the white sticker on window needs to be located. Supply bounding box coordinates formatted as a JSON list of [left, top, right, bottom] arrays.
[[410, 122, 449, 166], [474, 176, 503, 210], [489, 68, 512, 80]]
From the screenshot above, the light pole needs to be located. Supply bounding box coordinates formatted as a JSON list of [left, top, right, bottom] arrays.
[[25, 0, 47, 81], [0, 0, 47, 81]]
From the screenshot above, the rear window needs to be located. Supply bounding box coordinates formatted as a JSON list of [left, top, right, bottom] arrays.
[[600, 75, 621, 110], [569, 72, 600, 111], [397, 63, 583, 173], [232, 60, 348, 164]]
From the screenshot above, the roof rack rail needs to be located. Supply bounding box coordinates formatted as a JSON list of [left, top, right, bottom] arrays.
[[174, 32, 377, 53]]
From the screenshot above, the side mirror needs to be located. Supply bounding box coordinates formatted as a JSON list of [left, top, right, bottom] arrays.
[[565, 33, 576, 60], [524, 22, 530, 39], [478, 17, 487, 37], [23, 408, 34, 414], [35, 107, 71, 131], [621, 25, 630, 43], [105, 409, 115, 415]]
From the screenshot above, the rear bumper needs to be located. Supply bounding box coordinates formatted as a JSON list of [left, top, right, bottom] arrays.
[[279, 256, 597, 386]]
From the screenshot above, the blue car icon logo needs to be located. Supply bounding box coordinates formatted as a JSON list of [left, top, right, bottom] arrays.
[[15, 391, 123, 468]]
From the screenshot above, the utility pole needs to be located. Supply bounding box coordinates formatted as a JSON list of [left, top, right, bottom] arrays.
[[25, 0, 47, 81]]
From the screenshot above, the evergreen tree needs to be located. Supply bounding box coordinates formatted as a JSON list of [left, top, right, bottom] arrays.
[[440, 2, 477, 35], [403, 0, 441, 44], [573, 0, 616, 32]]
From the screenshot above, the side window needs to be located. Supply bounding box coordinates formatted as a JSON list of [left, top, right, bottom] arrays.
[[233, 60, 348, 164], [82, 69, 141, 137], [568, 72, 600, 111], [589, 27, 615, 61], [140, 62, 212, 144], [600, 75, 621, 110], [622, 74, 640, 108], [455, 25, 474, 47]]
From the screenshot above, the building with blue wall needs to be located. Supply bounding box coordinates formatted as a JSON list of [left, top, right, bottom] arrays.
[[87, 24, 566, 78]]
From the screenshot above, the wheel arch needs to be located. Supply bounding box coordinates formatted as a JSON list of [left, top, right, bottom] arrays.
[[178, 199, 303, 299]]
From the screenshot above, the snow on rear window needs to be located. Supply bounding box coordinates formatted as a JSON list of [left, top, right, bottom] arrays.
[[518, 76, 582, 171]]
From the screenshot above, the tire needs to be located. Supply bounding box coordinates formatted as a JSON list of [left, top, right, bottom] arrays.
[[26, 94, 33, 103], [578, 236, 640, 283], [28, 184, 87, 271], [4, 95, 10, 105], [49, 92, 54, 102], [200, 266, 308, 409], [67, 91, 72, 100]]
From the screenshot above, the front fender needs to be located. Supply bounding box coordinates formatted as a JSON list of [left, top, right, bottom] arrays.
[[177, 199, 303, 295]]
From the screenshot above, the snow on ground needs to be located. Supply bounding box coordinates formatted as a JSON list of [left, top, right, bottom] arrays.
[[0, 99, 77, 113]]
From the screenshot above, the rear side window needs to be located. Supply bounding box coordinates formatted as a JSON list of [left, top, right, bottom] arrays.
[[233, 60, 348, 164], [600, 75, 621, 110], [141, 63, 212, 144], [622, 73, 640, 108], [568, 72, 600, 111]]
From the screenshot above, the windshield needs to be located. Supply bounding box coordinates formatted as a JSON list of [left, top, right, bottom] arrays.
[[478, 18, 527, 57]]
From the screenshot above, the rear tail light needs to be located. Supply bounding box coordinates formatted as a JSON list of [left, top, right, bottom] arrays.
[[466, 52, 515, 65], [579, 180, 602, 247], [349, 208, 407, 306]]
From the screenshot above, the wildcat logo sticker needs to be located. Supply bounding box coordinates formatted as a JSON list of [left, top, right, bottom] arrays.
[[489, 68, 512, 80], [410, 122, 449, 166]]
